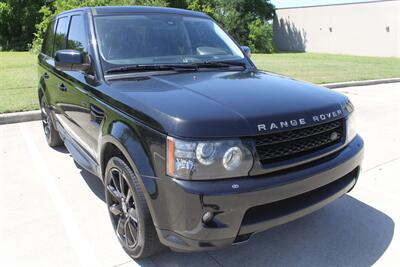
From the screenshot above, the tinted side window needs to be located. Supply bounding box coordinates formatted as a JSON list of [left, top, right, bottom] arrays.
[[67, 15, 88, 53], [42, 20, 56, 56], [53, 16, 70, 56]]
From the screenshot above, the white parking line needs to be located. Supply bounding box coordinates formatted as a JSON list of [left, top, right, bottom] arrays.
[[20, 124, 99, 267], [357, 185, 400, 202]]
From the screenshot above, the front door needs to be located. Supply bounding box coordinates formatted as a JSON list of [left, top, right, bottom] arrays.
[[53, 13, 96, 157]]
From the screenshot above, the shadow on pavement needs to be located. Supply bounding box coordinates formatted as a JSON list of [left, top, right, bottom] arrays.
[[75, 163, 106, 202], [52, 145, 69, 154], [77, 167, 394, 267], [148, 195, 394, 267]]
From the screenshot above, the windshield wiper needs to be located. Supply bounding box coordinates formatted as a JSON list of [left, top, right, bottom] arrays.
[[194, 61, 246, 69], [105, 64, 198, 74], [105, 61, 247, 75]]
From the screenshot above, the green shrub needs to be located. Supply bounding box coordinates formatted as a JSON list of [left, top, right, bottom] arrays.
[[248, 19, 274, 53]]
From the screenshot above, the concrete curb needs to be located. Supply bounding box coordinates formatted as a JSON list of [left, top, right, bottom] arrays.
[[0, 110, 41, 125], [322, 78, 400, 89]]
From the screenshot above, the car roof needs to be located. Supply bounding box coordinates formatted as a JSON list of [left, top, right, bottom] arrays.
[[57, 6, 209, 18]]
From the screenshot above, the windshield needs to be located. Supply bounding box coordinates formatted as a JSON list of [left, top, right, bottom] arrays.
[[94, 14, 246, 70]]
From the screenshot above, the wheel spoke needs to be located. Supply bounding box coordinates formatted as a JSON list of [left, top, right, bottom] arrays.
[[109, 203, 122, 216], [120, 173, 127, 198], [123, 218, 130, 247], [126, 189, 133, 203], [127, 220, 138, 246], [111, 170, 121, 192], [117, 217, 126, 237], [106, 185, 123, 201], [128, 208, 138, 223]]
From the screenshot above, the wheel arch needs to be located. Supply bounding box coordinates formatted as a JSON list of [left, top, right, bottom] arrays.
[[100, 120, 159, 199], [99, 122, 156, 180], [38, 76, 48, 101], [99, 121, 161, 227]]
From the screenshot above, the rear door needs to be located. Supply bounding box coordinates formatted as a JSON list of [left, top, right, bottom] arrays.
[[38, 20, 58, 110]]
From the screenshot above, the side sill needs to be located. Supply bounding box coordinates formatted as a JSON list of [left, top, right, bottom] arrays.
[[56, 120, 101, 177]]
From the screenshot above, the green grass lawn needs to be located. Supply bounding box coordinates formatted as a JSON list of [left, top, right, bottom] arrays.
[[0, 52, 38, 113], [1, 52, 400, 113], [253, 53, 400, 84]]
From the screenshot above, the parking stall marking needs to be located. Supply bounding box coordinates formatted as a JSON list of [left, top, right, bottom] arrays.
[[19, 123, 99, 267]]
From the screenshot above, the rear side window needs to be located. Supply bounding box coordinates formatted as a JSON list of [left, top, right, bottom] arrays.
[[67, 15, 88, 53], [42, 20, 56, 56], [53, 16, 70, 57]]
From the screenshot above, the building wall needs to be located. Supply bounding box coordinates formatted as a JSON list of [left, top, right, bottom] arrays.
[[273, 0, 400, 57]]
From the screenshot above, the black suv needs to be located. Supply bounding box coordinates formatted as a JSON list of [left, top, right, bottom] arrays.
[[38, 6, 364, 259]]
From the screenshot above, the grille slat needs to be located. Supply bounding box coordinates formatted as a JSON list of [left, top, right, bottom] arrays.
[[255, 119, 344, 164]]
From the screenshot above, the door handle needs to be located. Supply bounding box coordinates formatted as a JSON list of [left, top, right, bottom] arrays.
[[58, 83, 67, 92], [43, 72, 49, 80]]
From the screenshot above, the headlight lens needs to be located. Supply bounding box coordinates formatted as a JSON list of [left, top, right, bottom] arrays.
[[346, 101, 357, 143], [167, 137, 253, 180]]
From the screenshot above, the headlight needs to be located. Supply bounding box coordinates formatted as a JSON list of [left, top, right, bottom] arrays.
[[345, 101, 357, 143], [167, 137, 253, 180]]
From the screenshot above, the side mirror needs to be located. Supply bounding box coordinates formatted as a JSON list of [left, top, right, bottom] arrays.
[[241, 46, 251, 58], [55, 50, 90, 72]]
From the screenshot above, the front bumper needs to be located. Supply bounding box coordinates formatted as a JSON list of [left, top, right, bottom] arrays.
[[151, 135, 364, 252]]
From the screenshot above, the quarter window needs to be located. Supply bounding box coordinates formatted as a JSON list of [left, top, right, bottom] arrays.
[[67, 15, 88, 53], [53, 16, 70, 57]]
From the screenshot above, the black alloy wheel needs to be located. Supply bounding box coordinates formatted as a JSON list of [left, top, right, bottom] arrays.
[[107, 167, 139, 248], [105, 157, 163, 259], [40, 96, 63, 147]]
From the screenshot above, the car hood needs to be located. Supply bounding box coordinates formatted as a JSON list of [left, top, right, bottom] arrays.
[[106, 70, 349, 138]]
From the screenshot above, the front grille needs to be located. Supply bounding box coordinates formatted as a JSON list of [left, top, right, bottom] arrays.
[[255, 119, 344, 164]]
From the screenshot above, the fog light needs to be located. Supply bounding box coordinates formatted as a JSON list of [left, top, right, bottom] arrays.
[[202, 211, 214, 224]]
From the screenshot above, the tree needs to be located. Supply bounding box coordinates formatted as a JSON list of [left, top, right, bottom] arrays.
[[0, 0, 47, 50], [185, 0, 275, 53], [217, 0, 274, 49], [248, 19, 274, 53]]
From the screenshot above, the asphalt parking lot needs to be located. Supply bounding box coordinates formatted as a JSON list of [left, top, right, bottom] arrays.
[[1, 83, 399, 267]]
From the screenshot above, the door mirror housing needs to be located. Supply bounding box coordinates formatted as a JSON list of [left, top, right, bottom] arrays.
[[241, 46, 251, 58], [55, 50, 90, 72]]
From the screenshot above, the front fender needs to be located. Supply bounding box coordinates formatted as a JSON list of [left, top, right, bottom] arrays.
[[99, 120, 165, 226], [100, 120, 157, 183]]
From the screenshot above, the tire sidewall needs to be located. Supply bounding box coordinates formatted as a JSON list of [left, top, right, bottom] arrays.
[[40, 96, 61, 146]]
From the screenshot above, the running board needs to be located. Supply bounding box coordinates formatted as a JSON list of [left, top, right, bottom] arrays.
[[64, 138, 101, 177], [56, 120, 101, 178]]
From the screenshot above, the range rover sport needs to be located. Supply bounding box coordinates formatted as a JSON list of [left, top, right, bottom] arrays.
[[38, 6, 364, 259]]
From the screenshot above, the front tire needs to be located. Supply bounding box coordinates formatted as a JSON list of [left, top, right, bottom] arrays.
[[40, 96, 63, 147], [105, 157, 163, 259]]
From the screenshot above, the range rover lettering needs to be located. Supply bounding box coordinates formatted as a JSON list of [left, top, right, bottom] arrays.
[[38, 6, 364, 259]]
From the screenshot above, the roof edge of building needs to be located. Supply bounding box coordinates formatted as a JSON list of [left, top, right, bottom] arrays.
[[275, 0, 399, 10]]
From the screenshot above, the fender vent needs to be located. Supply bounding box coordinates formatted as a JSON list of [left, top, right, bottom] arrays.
[[90, 104, 105, 124]]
